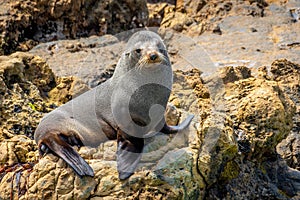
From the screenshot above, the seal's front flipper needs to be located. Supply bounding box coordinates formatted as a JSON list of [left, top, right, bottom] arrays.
[[161, 114, 194, 134], [39, 132, 94, 177], [117, 130, 144, 180]]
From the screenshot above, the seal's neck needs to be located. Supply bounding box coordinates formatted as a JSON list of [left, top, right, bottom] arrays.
[[111, 54, 130, 80]]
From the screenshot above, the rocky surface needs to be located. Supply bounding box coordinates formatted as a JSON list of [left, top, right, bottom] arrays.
[[275, 59, 300, 172], [0, 0, 148, 55], [0, 52, 300, 199], [149, 0, 300, 68], [0, 52, 88, 171], [28, 0, 300, 87], [0, 0, 300, 199], [29, 34, 123, 87]]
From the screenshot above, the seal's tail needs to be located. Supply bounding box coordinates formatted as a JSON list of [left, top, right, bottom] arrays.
[[38, 132, 94, 177]]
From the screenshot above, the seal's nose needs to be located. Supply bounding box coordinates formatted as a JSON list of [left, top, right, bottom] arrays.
[[149, 53, 158, 61]]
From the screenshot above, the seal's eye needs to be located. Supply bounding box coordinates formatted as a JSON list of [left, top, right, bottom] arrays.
[[135, 49, 141, 54]]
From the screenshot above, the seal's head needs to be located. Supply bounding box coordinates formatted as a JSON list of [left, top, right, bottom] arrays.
[[117, 31, 170, 73]]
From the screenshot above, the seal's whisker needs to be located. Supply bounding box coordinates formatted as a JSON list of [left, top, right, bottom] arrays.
[[136, 52, 169, 70], [137, 56, 148, 70]]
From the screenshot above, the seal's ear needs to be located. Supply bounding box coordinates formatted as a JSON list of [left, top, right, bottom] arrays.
[[39, 131, 94, 177], [116, 130, 144, 180]]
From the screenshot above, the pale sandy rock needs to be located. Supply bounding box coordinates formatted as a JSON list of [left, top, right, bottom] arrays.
[[148, 1, 300, 69], [30, 35, 122, 87]]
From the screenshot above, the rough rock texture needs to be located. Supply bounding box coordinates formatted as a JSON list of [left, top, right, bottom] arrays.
[[0, 0, 300, 199], [0, 52, 88, 187], [148, 0, 300, 68], [29, 34, 122, 87], [1, 56, 300, 199], [274, 59, 300, 171], [0, 52, 88, 140], [0, 0, 148, 55], [209, 65, 297, 199], [0, 52, 55, 141], [28, 0, 300, 89], [148, 0, 268, 35]]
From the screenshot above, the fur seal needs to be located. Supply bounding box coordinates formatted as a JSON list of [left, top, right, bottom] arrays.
[[34, 30, 194, 180]]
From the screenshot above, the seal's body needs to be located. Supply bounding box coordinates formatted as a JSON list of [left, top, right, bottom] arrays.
[[34, 30, 194, 180]]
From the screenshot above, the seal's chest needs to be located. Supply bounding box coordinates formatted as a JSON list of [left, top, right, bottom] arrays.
[[128, 83, 170, 123]]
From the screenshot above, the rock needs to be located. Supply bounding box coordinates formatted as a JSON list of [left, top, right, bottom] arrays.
[[0, 52, 55, 141], [204, 62, 299, 199], [148, 0, 267, 36], [0, 52, 88, 142], [0, 0, 148, 55], [1, 54, 300, 199], [277, 132, 300, 171], [29, 35, 121, 87], [219, 66, 252, 84], [0, 135, 37, 166], [0, 0, 300, 198], [0, 51, 89, 199], [0, 170, 32, 200], [273, 59, 300, 172], [225, 76, 295, 159], [11, 69, 201, 199], [147, 1, 300, 69]]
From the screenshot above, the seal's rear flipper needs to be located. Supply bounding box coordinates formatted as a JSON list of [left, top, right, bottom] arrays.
[[117, 130, 144, 180], [161, 114, 194, 134], [39, 132, 94, 177]]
